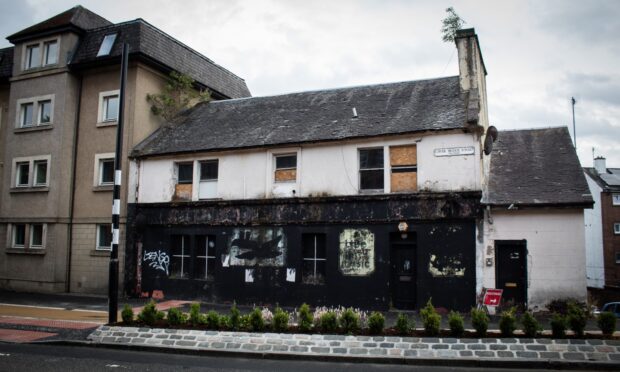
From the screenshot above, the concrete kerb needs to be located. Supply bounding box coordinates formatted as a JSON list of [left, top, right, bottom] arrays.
[[85, 326, 620, 370]]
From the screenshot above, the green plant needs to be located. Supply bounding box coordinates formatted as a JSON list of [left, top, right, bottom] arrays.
[[219, 315, 231, 330], [272, 307, 289, 333], [298, 303, 313, 332], [367, 311, 385, 334], [138, 300, 165, 326], [121, 304, 134, 324], [567, 301, 587, 337], [470, 308, 489, 337], [146, 71, 211, 121], [189, 303, 204, 326], [319, 311, 338, 333], [230, 302, 241, 331], [167, 307, 187, 326], [499, 307, 517, 337], [206, 310, 220, 330], [420, 299, 441, 336], [550, 313, 567, 338], [448, 311, 464, 337], [441, 7, 466, 43], [521, 311, 541, 338], [395, 313, 412, 335], [239, 314, 251, 331], [597, 312, 617, 336], [249, 307, 265, 332], [340, 308, 360, 334]]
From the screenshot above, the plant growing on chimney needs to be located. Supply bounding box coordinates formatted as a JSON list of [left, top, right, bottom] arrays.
[[441, 7, 466, 43], [146, 71, 211, 121]]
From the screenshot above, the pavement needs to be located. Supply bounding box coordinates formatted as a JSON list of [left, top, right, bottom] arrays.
[[0, 290, 619, 369]]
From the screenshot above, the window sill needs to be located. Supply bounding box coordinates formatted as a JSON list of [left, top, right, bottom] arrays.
[[91, 249, 111, 257], [10, 186, 49, 193], [359, 189, 385, 195], [21, 64, 59, 74], [6, 248, 45, 255], [96, 121, 118, 128], [14, 125, 53, 134], [93, 185, 114, 192]]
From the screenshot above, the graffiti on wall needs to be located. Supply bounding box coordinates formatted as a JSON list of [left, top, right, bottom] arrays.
[[228, 228, 286, 267], [428, 253, 465, 277], [143, 249, 170, 276], [339, 229, 375, 276]]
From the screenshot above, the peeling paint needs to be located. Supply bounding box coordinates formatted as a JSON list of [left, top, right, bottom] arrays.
[[339, 229, 375, 276], [428, 253, 466, 277]]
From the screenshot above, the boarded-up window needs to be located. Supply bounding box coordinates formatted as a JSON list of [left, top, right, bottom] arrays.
[[390, 145, 417, 192], [174, 162, 193, 200], [274, 154, 297, 182]]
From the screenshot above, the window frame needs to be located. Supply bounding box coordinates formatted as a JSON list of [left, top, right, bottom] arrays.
[[97, 90, 120, 125], [25, 44, 41, 69], [16, 95, 55, 128], [97, 34, 117, 57], [96, 224, 113, 251], [613, 194, 620, 206], [274, 153, 297, 183], [359, 147, 385, 192], [11, 224, 26, 248], [22, 37, 60, 71], [15, 161, 30, 187], [614, 222, 620, 235], [301, 233, 327, 285], [43, 40, 59, 66], [194, 235, 216, 281], [93, 153, 116, 188], [198, 159, 219, 200], [176, 162, 194, 185], [8, 223, 47, 250], [170, 235, 191, 279], [98, 159, 115, 186], [12, 155, 51, 189], [29, 224, 44, 249], [33, 159, 49, 187]]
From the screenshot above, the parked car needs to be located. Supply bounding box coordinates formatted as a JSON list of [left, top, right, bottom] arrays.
[[593, 302, 620, 318]]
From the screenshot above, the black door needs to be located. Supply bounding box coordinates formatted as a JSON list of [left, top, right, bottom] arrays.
[[391, 234, 416, 309], [495, 240, 527, 309]]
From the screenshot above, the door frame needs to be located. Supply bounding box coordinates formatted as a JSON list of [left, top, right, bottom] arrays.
[[494, 239, 528, 308], [390, 232, 417, 309]]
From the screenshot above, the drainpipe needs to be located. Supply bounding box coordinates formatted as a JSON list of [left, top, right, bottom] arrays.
[[66, 75, 83, 293]]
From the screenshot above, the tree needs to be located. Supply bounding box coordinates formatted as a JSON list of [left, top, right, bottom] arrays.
[[441, 7, 466, 43], [146, 71, 211, 121]]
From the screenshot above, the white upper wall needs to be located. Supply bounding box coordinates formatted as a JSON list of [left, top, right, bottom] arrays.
[[583, 172, 604, 288], [131, 131, 481, 203]]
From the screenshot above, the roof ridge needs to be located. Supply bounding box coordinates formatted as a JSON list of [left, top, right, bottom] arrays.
[[499, 126, 566, 132]]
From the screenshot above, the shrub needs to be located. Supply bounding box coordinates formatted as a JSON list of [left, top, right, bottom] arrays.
[[138, 300, 165, 326], [167, 307, 187, 326], [121, 304, 134, 324], [206, 310, 220, 330], [229, 302, 241, 331], [448, 311, 464, 337], [340, 308, 360, 334], [219, 315, 231, 330], [249, 307, 265, 332], [420, 299, 441, 336], [550, 313, 567, 338], [547, 298, 586, 315], [597, 312, 617, 336], [319, 311, 338, 333], [470, 308, 489, 337], [367, 311, 385, 334], [239, 314, 251, 331], [521, 311, 541, 338], [395, 313, 411, 335], [189, 303, 204, 326], [499, 307, 517, 337], [272, 307, 289, 332], [298, 303, 313, 332], [567, 301, 588, 337]]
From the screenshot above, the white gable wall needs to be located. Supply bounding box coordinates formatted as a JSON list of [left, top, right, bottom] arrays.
[[583, 172, 605, 288]]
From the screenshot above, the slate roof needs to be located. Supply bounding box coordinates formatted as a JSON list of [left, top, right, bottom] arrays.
[[131, 76, 467, 157], [7, 6, 112, 42], [484, 127, 593, 207], [584, 167, 620, 192], [0, 47, 13, 82], [70, 20, 250, 99]]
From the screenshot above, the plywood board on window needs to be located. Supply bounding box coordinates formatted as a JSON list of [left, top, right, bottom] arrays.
[[275, 169, 296, 182], [174, 184, 192, 201], [390, 145, 417, 166], [391, 172, 417, 192]]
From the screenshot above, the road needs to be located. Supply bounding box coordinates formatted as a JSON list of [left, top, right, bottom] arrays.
[[0, 343, 596, 372]]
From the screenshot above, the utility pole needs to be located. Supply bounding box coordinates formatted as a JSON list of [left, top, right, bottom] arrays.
[[571, 97, 577, 148], [109, 43, 128, 323]]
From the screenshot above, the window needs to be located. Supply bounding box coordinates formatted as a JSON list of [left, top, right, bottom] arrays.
[[174, 162, 194, 201], [33, 160, 48, 186], [43, 41, 58, 65], [17, 95, 54, 128], [171, 235, 191, 278], [97, 34, 117, 57], [195, 235, 216, 280], [199, 160, 218, 199], [274, 154, 297, 182], [390, 145, 418, 192], [613, 194, 620, 206], [302, 234, 326, 285], [616, 252, 620, 264], [26, 44, 41, 69], [98, 158, 115, 186], [9, 223, 46, 250], [12, 224, 26, 248], [30, 224, 44, 248], [359, 148, 384, 191], [615, 223, 620, 235], [177, 163, 194, 184], [96, 224, 112, 250], [102, 95, 119, 122], [15, 162, 29, 187]]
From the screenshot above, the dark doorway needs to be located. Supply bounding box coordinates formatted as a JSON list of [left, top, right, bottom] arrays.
[[495, 240, 527, 308], [390, 233, 417, 309]]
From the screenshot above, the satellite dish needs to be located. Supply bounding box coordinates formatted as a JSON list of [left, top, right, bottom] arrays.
[[484, 126, 498, 155]]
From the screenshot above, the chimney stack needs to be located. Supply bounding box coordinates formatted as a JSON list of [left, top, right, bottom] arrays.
[[455, 28, 488, 129], [594, 156, 607, 175]]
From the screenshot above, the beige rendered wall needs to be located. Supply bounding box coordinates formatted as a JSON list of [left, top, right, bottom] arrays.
[[482, 209, 587, 309]]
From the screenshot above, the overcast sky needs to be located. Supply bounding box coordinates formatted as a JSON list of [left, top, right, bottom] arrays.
[[1, 0, 618, 167]]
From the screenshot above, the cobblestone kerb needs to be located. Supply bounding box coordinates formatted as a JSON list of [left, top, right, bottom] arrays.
[[88, 326, 620, 365]]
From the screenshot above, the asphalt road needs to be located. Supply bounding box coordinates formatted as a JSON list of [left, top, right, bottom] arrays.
[[0, 343, 596, 372]]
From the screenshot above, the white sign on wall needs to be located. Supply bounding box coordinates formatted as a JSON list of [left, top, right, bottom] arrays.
[[433, 146, 475, 157]]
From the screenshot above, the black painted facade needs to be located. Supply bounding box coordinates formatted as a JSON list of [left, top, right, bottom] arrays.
[[124, 192, 482, 311]]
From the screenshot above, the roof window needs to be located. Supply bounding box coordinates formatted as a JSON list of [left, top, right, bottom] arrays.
[[97, 34, 117, 57]]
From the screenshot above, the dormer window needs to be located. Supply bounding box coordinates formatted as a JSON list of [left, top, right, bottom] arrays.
[[26, 44, 41, 69], [44, 40, 58, 65], [23, 38, 59, 70], [97, 34, 117, 57]]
